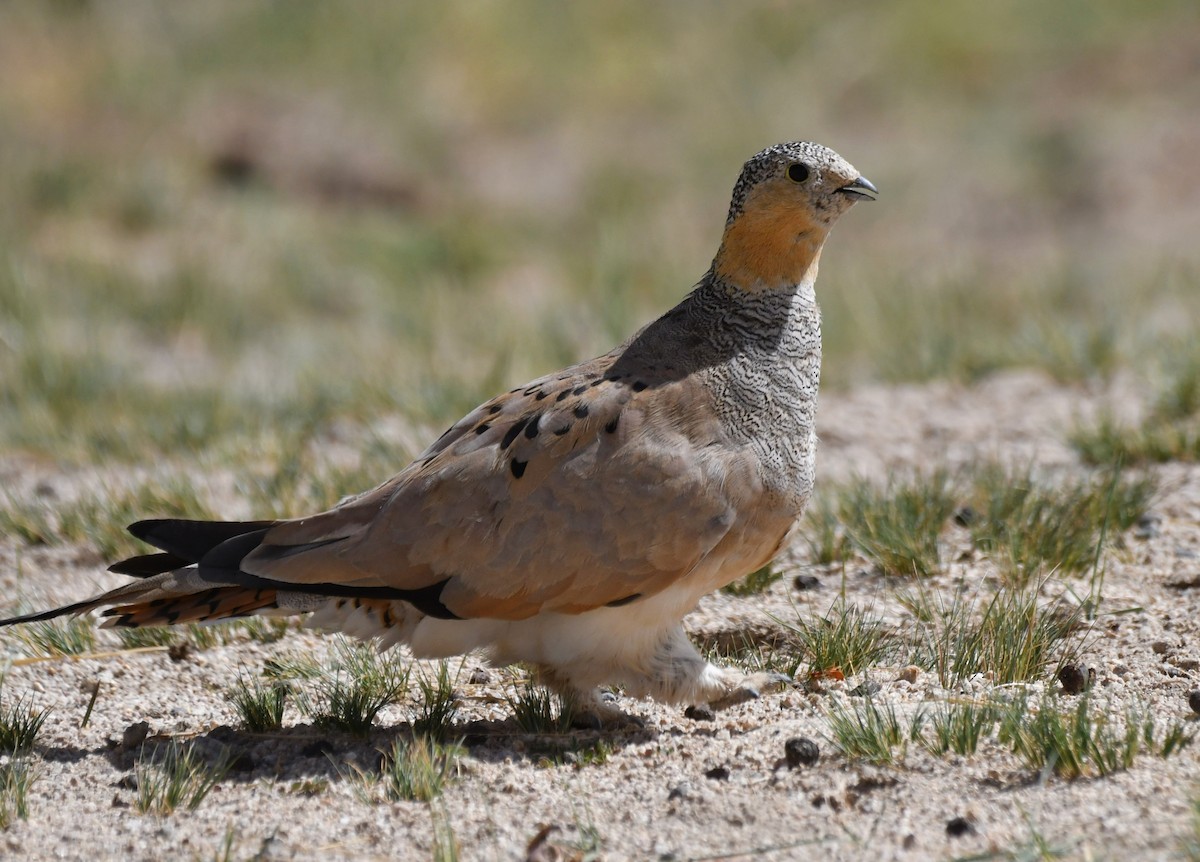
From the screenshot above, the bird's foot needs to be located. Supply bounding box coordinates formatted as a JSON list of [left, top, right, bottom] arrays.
[[707, 671, 792, 711], [569, 689, 645, 730]]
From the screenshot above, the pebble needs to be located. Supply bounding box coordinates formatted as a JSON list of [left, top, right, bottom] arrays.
[[952, 506, 979, 527], [667, 783, 691, 801], [793, 574, 821, 591], [1058, 664, 1090, 695], [1134, 514, 1161, 540], [849, 681, 881, 697], [1151, 640, 1170, 655], [120, 721, 150, 751], [168, 643, 191, 663], [704, 766, 730, 781], [784, 737, 819, 769], [684, 705, 715, 722], [945, 816, 974, 837], [1189, 690, 1200, 715], [896, 666, 920, 684]]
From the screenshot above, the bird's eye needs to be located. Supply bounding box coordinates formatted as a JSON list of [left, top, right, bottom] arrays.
[[787, 163, 810, 183]]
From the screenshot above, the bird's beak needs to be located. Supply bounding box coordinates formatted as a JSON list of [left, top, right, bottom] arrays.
[[837, 176, 878, 201]]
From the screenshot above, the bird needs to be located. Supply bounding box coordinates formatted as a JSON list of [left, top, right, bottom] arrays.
[[0, 142, 876, 725]]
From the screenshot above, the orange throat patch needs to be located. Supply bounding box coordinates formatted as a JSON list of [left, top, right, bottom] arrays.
[[713, 200, 826, 291]]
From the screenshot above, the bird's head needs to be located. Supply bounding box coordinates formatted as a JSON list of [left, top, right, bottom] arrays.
[[714, 141, 876, 291]]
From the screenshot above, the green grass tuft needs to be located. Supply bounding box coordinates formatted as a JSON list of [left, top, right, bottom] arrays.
[[801, 493, 849, 566], [0, 758, 37, 830], [16, 616, 96, 657], [966, 464, 1156, 584], [412, 662, 459, 743], [228, 674, 289, 733], [779, 598, 896, 677], [507, 683, 576, 734], [827, 698, 908, 765], [116, 626, 179, 649], [998, 694, 1194, 780], [0, 686, 49, 754], [721, 564, 782, 597], [905, 583, 1081, 688], [917, 698, 1002, 757], [134, 741, 232, 815], [303, 641, 408, 736], [1073, 349, 1200, 465], [350, 737, 462, 803], [838, 471, 957, 577]]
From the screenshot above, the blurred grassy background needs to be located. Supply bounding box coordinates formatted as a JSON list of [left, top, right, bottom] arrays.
[[1, 0, 1198, 470]]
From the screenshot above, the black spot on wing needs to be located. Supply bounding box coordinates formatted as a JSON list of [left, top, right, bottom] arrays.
[[511, 459, 527, 479], [606, 593, 641, 607], [501, 418, 530, 450], [573, 404, 589, 419], [524, 414, 541, 439], [605, 415, 620, 434]]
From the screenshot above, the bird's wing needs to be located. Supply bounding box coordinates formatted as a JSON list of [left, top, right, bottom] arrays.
[[238, 354, 761, 619]]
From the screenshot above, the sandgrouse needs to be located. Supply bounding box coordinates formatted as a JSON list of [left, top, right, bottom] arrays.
[[1, 142, 875, 724]]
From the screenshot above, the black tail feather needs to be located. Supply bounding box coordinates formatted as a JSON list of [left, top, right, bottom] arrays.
[[0, 597, 108, 627], [108, 552, 191, 577], [127, 518, 275, 563]]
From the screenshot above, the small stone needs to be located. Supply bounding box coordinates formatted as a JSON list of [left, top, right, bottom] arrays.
[[896, 665, 920, 684], [1174, 657, 1200, 671], [1152, 640, 1170, 655], [1188, 690, 1200, 715], [946, 816, 974, 837], [953, 506, 979, 527], [120, 721, 150, 750], [1112, 664, 1130, 677], [793, 574, 821, 591], [1058, 664, 1090, 695], [667, 783, 691, 801], [704, 766, 730, 781], [849, 681, 881, 697], [684, 705, 715, 722], [168, 642, 192, 663], [467, 668, 491, 685], [784, 737, 819, 769], [902, 834, 916, 850], [1134, 514, 1161, 540]]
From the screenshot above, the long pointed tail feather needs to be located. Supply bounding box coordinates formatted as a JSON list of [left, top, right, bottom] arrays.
[[0, 517, 458, 631]]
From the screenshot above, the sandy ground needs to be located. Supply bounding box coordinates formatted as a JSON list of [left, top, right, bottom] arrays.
[[1, 369, 1198, 861]]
